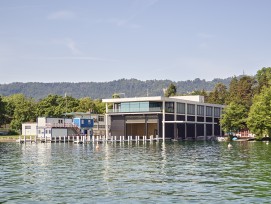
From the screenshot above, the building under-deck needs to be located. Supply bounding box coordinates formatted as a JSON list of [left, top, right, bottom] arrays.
[[102, 96, 225, 140]]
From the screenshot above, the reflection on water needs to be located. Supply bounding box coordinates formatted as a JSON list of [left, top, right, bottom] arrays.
[[1, 141, 271, 203]]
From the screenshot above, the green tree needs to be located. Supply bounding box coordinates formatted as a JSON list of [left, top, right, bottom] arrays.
[[76, 97, 94, 112], [207, 83, 228, 105], [93, 99, 106, 114], [0, 96, 6, 127], [164, 83, 177, 97], [112, 93, 121, 98], [255, 67, 271, 93], [3, 94, 37, 131], [226, 76, 255, 107], [36, 94, 79, 117], [220, 102, 248, 134], [247, 87, 271, 139]]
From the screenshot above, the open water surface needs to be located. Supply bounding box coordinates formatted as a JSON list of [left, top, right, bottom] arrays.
[[1, 140, 271, 203]]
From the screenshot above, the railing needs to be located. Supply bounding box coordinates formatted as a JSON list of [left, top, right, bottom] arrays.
[[108, 107, 162, 113], [45, 123, 79, 128]]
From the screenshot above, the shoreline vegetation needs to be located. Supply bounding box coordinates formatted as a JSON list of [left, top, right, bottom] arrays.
[[1, 67, 271, 140]]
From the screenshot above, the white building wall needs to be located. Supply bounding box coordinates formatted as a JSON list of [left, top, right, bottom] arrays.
[[170, 95, 205, 103], [37, 117, 46, 127], [22, 123, 37, 136], [52, 129, 68, 137], [38, 117, 73, 127]]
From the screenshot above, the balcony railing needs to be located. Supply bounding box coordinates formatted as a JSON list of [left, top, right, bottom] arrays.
[[108, 107, 162, 113], [45, 123, 78, 128]]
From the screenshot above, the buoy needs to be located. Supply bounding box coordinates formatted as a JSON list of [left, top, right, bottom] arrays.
[[96, 144, 100, 150], [228, 143, 232, 148]]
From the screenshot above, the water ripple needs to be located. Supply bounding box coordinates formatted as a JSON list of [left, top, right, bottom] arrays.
[[1, 141, 271, 203]]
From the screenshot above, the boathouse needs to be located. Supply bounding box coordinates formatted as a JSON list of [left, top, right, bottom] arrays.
[[102, 96, 225, 140], [22, 116, 94, 138]]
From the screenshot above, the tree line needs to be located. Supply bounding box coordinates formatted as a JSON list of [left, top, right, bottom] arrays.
[[1, 67, 270, 138], [0, 78, 234, 100], [0, 94, 105, 132]]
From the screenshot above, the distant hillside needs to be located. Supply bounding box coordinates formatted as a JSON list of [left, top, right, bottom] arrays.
[[0, 77, 236, 100]]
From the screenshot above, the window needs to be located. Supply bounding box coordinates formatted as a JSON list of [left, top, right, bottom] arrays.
[[58, 120, 63, 124], [165, 102, 174, 113], [206, 106, 213, 116], [177, 103, 185, 114], [25, 126, 31, 129], [197, 105, 204, 116], [81, 120, 84, 124], [98, 116, 104, 122], [49, 130, 51, 134], [45, 130, 48, 134], [214, 107, 221, 117], [187, 104, 195, 115]]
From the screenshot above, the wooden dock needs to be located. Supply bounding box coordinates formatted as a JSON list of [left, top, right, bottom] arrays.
[[17, 135, 161, 144]]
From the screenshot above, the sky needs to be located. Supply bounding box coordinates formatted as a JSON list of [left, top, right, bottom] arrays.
[[1, 0, 271, 83]]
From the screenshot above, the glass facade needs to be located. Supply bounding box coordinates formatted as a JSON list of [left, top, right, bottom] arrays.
[[165, 102, 174, 113], [120, 102, 151, 112], [214, 107, 221, 117], [187, 104, 195, 115], [177, 103, 185, 114], [206, 106, 213, 116], [114, 100, 222, 118], [197, 105, 204, 116]]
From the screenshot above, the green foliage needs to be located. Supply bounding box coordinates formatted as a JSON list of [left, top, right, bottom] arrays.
[[207, 83, 228, 105], [112, 93, 121, 98], [247, 87, 271, 139], [164, 83, 177, 97], [0, 96, 6, 127], [226, 76, 255, 106], [255, 67, 271, 93], [3, 94, 37, 131], [220, 102, 248, 133], [37, 94, 79, 117], [0, 78, 234, 99]]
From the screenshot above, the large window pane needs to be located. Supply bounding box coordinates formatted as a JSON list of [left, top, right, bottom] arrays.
[[187, 104, 195, 115]]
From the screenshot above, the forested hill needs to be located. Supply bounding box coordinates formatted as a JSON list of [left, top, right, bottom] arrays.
[[0, 77, 236, 100]]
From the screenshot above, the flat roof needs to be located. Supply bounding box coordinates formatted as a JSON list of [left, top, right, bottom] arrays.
[[102, 96, 225, 107]]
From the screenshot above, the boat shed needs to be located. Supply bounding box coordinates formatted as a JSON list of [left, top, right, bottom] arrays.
[[102, 95, 225, 141]]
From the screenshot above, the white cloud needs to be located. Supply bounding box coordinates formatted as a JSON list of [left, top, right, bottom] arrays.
[[51, 38, 82, 55], [65, 38, 82, 55], [47, 10, 76, 20]]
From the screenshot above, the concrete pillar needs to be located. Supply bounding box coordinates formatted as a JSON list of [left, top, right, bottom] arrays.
[[162, 99, 165, 141], [105, 102, 109, 140]]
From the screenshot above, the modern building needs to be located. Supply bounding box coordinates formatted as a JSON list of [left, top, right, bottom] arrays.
[[102, 95, 225, 140]]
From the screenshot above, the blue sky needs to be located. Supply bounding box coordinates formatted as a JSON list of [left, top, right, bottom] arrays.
[[1, 0, 271, 83]]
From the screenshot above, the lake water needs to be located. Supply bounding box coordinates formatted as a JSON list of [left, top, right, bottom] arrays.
[[1, 140, 271, 203]]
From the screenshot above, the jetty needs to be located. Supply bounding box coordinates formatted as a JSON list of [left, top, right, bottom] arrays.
[[17, 134, 161, 144]]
